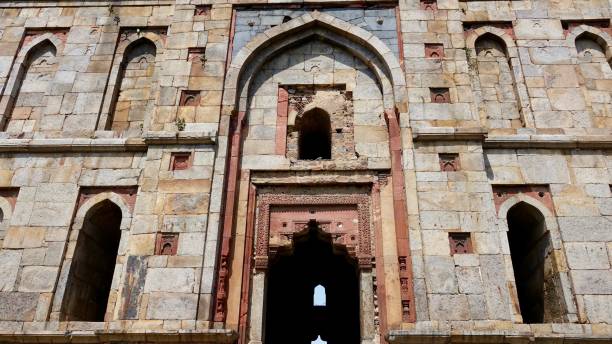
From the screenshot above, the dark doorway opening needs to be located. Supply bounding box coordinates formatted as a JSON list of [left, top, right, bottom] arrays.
[[297, 108, 332, 160], [61, 200, 122, 321], [507, 201, 564, 323], [265, 222, 360, 344]]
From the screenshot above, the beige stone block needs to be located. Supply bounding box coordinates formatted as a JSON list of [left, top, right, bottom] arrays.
[[421, 230, 451, 256], [543, 65, 579, 88], [514, 19, 564, 39], [18, 266, 58, 292], [3, 227, 46, 249], [158, 179, 212, 194], [128, 233, 155, 255]]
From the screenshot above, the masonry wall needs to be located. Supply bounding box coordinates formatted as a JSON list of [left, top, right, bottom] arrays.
[[0, 0, 609, 342]]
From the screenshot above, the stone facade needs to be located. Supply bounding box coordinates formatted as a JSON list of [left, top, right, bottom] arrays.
[[0, 1, 609, 344]]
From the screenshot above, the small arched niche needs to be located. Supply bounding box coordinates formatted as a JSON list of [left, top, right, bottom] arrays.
[[475, 33, 508, 58], [296, 108, 332, 160], [474, 33, 521, 128], [506, 201, 565, 323], [575, 32, 607, 62], [61, 200, 123, 321], [108, 38, 157, 134], [5, 40, 58, 134]]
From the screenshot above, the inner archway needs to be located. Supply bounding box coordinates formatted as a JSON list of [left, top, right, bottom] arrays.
[[265, 222, 360, 344], [507, 201, 565, 323], [61, 200, 122, 321]]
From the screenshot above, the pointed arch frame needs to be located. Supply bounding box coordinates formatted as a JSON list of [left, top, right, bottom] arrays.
[[496, 194, 578, 323], [50, 192, 133, 322], [465, 27, 534, 128], [0, 33, 64, 131], [96, 30, 165, 135], [566, 25, 612, 62]]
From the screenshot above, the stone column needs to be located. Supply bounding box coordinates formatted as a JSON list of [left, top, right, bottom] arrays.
[[248, 271, 266, 344], [360, 270, 376, 344]]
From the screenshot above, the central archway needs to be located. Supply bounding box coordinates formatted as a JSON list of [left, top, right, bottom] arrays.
[[265, 222, 360, 344]]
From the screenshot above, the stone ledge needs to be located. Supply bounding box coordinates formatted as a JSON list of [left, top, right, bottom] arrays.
[[0, 329, 237, 343], [0, 138, 147, 153], [484, 135, 612, 149], [412, 127, 488, 141], [0, 132, 216, 153], [387, 330, 612, 344], [143, 131, 217, 145]]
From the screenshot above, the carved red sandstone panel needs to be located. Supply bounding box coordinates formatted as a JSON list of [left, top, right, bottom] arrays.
[[255, 193, 372, 270], [269, 204, 360, 257]]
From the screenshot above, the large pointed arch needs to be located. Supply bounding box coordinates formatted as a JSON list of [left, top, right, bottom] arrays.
[[222, 11, 407, 112], [205, 10, 416, 332]]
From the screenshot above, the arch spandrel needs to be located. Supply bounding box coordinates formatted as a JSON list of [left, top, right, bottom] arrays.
[[223, 11, 407, 113]]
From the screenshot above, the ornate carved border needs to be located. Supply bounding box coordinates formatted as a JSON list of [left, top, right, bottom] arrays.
[[254, 193, 372, 270]]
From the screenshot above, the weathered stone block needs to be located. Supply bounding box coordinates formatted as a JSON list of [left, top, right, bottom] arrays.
[[558, 217, 612, 242], [0, 292, 38, 321], [570, 270, 612, 295], [424, 256, 458, 293], [144, 268, 195, 293], [428, 294, 470, 320], [565, 242, 610, 270], [0, 250, 21, 291], [18, 266, 58, 292], [146, 293, 198, 320]]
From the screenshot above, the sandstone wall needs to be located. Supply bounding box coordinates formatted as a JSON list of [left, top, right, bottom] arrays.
[[0, 0, 608, 342]]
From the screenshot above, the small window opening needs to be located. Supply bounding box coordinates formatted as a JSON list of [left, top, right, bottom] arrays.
[[297, 108, 332, 160], [313, 284, 326, 306], [312, 335, 327, 344]]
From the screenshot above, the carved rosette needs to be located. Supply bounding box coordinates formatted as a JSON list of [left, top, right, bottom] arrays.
[[254, 193, 373, 270]]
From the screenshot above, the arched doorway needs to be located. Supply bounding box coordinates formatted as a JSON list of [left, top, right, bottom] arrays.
[[265, 222, 360, 344], [506, 201, 564, 323], [61, 200, 122, 321]]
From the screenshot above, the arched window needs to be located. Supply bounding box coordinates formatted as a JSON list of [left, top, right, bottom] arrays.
[[507, 202, 565, 323], [313, 284, 326, 306], [5, 40, 57, 134], [297, 108, 331, 160], [108, 39, 157, 134], [474, 33, 520, 128], [61, 200, 122, 321]]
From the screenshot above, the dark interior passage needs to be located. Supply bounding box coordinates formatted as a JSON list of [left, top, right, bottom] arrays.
[[265, 222, 360, 344], [297, 108, 332, 160], [61, 200, 122, 321], [507, 201, 563, 323]]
